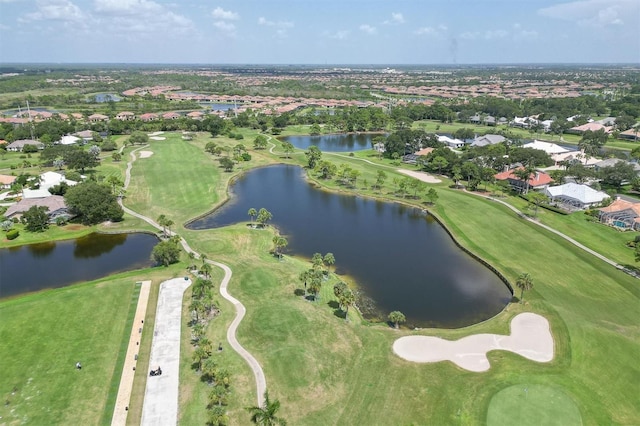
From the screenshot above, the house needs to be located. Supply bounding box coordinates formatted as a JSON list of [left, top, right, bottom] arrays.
[[598, 198, 640, 230], [186, 111, 204, 120], [436, 135, 465, 149], [22, 171, 78, 199], [58, 135, 80, 145], [523, 140, 569, 155], [593, 158, 640, 174], [139, 113, 158, 122], [0, 174, 17, 189], [5, 195, 72, 223], [470, 134, 506, 147], [88, 113, 109, 122], [510, 116, 532, 128], [116, 111, 135, 121], [162, 112, 181, 120], [6, 139, 44, 152], [74, 130, 94, 142], [483, 115, 496, 126], [544, 183, 610, 209], [494, 167, 553, 192], [618, 127, 640, 141], [568, 122, 611, 134]]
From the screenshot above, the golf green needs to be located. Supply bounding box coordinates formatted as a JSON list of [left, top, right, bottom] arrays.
[[487, 384, 582, 426]]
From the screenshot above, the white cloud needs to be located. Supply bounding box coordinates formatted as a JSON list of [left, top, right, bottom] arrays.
[[213, 21, 236, 32], [460, 30, 508, 40], [384, 12, 405, 25], [92, 0, 194, 36], [94, 0, 162, 15], [258, 17, 293, 38], [22, 0, 88, 24], [325, 30, 349, 40], [414, 27, 436, 36], [538, 0, 637, 27], [359, 24, 376, 35], [212, 6, 238, 21]]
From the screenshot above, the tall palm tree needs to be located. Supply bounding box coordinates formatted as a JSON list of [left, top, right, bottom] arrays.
[[515, 272, 534, 303], [248, 208, 257, 227], [513, 166, 535, 194], [339, 289, 355, 319], [246, 390, 286, 425]]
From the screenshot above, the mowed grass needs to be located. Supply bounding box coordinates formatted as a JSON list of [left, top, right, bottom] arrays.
[[119, 131, 640, 424], [0, 277, 137, 425], [486, 384, 582, 426]]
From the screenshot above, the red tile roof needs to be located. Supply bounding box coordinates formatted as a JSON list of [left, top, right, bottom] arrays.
[[494, 167, 553, 187]]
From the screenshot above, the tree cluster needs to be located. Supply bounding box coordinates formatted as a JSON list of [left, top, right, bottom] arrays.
[[64, 181, 124, 224]]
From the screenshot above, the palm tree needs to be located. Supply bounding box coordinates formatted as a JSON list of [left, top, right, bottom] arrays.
[[246, 390, 287, 425], [323, 253, 335, 273], [515, 273, 534, 303], [200, 263, 212, 279], [339, 288, 355, 319], [513, 166, 535, 194], [388, 311, 406, 329], [248, 208, 257, 227], [272, 236, 288, 259]]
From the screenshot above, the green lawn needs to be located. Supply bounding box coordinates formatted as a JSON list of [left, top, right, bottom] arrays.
[[487, 384, 582, 426], [2, 130, 639, 425]]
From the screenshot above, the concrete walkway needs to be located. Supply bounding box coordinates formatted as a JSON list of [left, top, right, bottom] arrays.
[[111, 280, 151, 426], [393, 313, 554, 372], [120, 144, 267, 411], [141, 277, 192, 426]]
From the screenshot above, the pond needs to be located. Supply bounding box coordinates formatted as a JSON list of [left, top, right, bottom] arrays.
[[0, 233, 158, 299], [188, 165, 511, 328], [280, 133, 382, 152]]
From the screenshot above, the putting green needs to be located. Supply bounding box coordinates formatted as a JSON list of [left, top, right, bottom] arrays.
[[487, 384, 582, 426]]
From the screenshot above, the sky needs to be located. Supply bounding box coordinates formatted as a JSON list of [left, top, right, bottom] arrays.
[[0, 0, 639, 64]]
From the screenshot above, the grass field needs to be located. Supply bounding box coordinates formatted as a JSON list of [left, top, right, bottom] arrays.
[[486, 384, 583, 426], [1, 130, 639, 425], [120, 132, 639, 424]]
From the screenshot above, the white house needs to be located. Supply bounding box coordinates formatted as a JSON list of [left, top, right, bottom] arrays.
[[544, 183, 610, 209], [470, 134, 506, 147], [523, 140, 569, 155], [436, 134, 465, 149], [59, 135, 80, 145], [22, 171, 78, 199]]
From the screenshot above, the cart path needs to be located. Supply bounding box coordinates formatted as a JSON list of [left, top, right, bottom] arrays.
[[119, 144, 267, 412], [111, 280, 151, 426]]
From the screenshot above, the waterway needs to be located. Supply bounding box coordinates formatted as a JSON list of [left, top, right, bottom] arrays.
[[187, 165, 511, 328], [280, 133, 381, 152], [0, 233, 158, 298]]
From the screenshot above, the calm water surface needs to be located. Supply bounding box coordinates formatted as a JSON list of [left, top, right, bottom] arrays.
[[281, 133, 381, 152], [188, 165, 511, 328], [0, 233, 158, 298]]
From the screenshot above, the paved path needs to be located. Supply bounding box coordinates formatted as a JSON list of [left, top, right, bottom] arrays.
[[393, 313, 554, 372], [111, 281, 151, 426], [141, 278, 192, 426], [119, 143, 268, 411], [213, 260, 267, 407]]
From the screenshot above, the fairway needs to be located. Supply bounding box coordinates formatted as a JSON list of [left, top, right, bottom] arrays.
[[487, 384, 582, 426]]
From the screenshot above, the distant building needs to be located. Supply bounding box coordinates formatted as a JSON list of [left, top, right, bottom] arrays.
[[470, 134, 505, 147], [544, 183, 610, 209], [6, 139, 44, 152]]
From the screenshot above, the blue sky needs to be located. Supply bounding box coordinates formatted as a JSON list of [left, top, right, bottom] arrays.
[[1, 0, 638, 64]]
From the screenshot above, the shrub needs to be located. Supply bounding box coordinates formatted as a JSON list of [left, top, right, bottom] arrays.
[[6, 229, 19, 240]]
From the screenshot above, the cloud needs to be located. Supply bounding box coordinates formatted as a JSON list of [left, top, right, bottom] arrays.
[[213, 21, 236, 32], [460, 30, 508, 40], [21, 0, 89, 24], [359, 24, 376, 35], [414, 27, 436, 36], [93, 0, 194, 36], [384, 12, 405, 25], [212, 6, 238, 21], [324, 30, 349, 40], [258, 17, 293, 38], [538, 0, 637, 27]]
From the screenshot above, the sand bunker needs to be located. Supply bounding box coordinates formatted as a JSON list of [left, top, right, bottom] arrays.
[[392, 313, 554, 372], [147, 131, 164, 136], [139, 151, 154, 158], [397, 169, 442, 183], [150, 136, 166, 141]]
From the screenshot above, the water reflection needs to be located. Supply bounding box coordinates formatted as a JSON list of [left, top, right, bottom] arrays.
[[188, 165, 511, 328], [0, 233, 158, 298], [281, 133, 381, 152]]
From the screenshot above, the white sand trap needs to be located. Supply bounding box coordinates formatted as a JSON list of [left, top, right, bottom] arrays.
[[397, 169, 442, 183], [392, 313, 554, 372], [147, 131, 164, 136], [139, 150, 154, 158], [150, 136, 166, 141]]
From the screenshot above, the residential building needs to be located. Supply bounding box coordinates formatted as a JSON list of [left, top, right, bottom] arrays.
[[436, 134, 465, 149], [470, 134, 506, 147], [6, 139, 44, 152], [5, 195, 72, 223], [494, 167, 553, 192], [0, 174, 17, 189], [544, 183, 610, 209], [598, 198, 640, 230]]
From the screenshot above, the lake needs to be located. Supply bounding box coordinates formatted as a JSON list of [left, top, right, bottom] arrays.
[[280, 133, 382, 152], [0, 233, 158, 298], [187, 165, 511, 328]]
